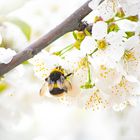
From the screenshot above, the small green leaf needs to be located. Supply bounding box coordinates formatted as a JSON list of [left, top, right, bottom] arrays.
[[126, 15, 139, 22], [8, 18, 31, 41], [108, 23, 119, 33], [116, 8, 125, 18], [125, 32, 135, 39]]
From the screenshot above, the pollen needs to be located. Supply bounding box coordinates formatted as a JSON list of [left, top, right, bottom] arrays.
[[97, 39, 108, 50], [78, 57, 89, 68], [85, 89, 108, 110], [99, 65, 111, 79], [100, 65, 107, 70], [119, 79, 126, 88], [111, 77, 133, 97], [123, 50, 136, 61]]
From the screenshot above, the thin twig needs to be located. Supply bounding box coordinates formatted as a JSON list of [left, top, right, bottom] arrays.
[[0, 0, 104, 76]]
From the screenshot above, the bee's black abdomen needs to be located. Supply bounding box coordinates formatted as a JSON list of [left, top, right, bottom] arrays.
[[50, 88, 65, 95]]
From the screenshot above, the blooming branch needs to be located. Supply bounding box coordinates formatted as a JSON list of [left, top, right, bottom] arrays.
[[0, 0, 98, 76]]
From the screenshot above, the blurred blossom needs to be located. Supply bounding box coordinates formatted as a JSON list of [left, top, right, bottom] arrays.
[[0, 32, 2, 45], [0, 48, 16, 64], [0, 0, 29, 15]]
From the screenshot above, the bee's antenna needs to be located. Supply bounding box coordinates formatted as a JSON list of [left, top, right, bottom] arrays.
[[65, 73, 73, 78]]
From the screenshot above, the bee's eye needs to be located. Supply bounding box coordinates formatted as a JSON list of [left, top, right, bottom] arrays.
[[47, 77, 53, 84], [60, 75, 65, 82], [45, 77, 48, 81]]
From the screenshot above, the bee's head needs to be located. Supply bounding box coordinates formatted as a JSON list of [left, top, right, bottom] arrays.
[[45, 66, 64, 82], [49, 71, 63, 81], [51, 66, 64, 74]]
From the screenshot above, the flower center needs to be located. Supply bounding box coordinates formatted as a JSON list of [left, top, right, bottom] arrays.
[[123, 50, 136, 61], [78, 57, 89, 68], [97, 39, 108, 50]]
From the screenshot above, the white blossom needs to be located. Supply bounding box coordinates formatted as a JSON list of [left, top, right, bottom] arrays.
[[122, 36, 140, 81], [80, 76, 140, 111], [0, 33, 2, 45], [92, 21, 108, 40], [88, 0, 103, 10], [89, 0, 118, 20], [29, 50, 67, 80], [118, 0, 140, 16], [0, 48, 16, 64], [89, 0, 140, 20], [90, 21, 126, 62], [80, 36, 97, 55]]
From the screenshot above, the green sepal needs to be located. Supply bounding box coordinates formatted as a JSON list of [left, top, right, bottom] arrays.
[[108, 23, 119, 33], [125, 31, 135, 39], [116, 8, 125, 18], [126, 15, 139, 22]]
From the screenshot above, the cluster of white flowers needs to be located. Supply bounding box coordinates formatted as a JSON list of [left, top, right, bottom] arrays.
[[30, 0, 140, 111]]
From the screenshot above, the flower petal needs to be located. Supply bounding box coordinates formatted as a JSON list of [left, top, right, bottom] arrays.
[[92, 21, 108, 40], [80, 36, 97, 55]]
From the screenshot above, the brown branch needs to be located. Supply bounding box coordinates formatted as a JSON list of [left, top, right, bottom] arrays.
[[0, 0, 104, 76]]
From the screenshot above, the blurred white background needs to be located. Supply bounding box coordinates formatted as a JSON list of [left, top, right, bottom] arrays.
[[0, 0, 140, 140]]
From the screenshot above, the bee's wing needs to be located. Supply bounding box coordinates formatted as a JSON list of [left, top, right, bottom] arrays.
[[39, 82, 48, 96], [56, 75, 71, 91], [63, 79, 72, 92], [40, 80, 55, 96], [47, 77, 55, 92]]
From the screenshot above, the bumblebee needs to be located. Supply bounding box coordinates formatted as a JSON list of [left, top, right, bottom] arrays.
[[40, 66, 72, 96]]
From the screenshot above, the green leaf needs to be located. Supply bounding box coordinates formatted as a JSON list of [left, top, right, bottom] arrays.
[[116, 8, 125, 18], [108, 23, 119, 33], [125, 32, 135, 39], [126, 15, 139, 22], [8, 18, 31, 41]]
